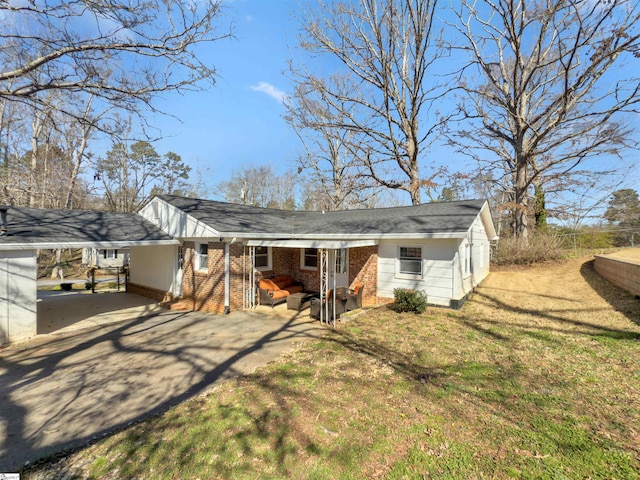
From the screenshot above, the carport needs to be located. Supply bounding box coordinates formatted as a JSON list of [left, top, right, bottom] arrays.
[[0, 205, 178, 345]]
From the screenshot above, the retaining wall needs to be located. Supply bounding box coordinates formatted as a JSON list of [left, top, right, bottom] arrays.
[[593, 255, 640, 297]]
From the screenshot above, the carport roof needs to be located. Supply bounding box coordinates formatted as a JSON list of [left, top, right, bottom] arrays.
[[0, 205, 178, 250]]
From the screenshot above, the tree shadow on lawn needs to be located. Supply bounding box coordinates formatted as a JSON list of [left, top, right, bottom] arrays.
[[1, 308, 325, 473], [580, 259, 640, 328], [460, 290, 640, 343]]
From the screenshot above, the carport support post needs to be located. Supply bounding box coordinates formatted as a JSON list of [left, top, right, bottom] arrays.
[[91, 268, 95, 293], [319, 248, 326, 324]]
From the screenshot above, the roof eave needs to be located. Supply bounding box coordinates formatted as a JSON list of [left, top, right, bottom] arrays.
[[213, 231, 469, 240], [0, 239, 179, 251]]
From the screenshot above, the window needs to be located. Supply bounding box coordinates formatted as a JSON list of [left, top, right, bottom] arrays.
[[301, 248, 318, 270], [103, 249, 117, 259], [254, 246, 271, 270], [465, 243, 473, 276], [397, 246, 422, 278], [335, 248, 347, 274], [196, 243, 208, 272], [177, 246, 184, 270]]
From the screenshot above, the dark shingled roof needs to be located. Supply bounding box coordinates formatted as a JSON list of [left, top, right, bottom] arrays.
[[0, 205, 175, 246], [157, 195, 487, 236]]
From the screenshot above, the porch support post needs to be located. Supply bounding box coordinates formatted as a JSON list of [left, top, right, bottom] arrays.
[[319, 248, 327, 325], [245, 246, 256, 309], [331, 248, 337, 328]]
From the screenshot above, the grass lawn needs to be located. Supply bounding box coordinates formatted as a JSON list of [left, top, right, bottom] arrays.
[[24, 258, 640, 479]]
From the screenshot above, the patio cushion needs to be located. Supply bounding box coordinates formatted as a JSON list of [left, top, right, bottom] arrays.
[[259, 279, 279, 291], [271, 290, 290, 300], [272, 275, 293, 289], [283, 284, 304, 295]]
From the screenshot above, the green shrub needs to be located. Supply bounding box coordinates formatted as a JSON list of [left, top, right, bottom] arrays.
[[85, 282, 94, 290], [393, 288, 428, 313]]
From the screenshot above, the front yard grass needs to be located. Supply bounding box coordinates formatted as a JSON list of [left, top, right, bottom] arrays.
[[24, 258, 640, 479]]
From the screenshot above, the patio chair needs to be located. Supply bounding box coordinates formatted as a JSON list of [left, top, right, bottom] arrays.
[[346, 282, 364, 311], [310, 287, 349, 321]]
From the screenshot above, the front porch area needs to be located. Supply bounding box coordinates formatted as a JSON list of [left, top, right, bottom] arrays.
[[175, 240, 379, 325]]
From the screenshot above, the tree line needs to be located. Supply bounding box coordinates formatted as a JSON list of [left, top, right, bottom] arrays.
[[0, 0, 224, 211]]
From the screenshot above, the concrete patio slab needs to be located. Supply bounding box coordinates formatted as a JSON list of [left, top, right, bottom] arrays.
[[0, 292, 326, 471]]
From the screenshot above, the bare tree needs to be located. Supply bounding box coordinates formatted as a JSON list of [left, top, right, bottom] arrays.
[[0, 1, 229, 125], [284, 76, 377, 210], [293, 0, 448, 205], [218, 165, 298, 210], [449, 0, 640, 239]]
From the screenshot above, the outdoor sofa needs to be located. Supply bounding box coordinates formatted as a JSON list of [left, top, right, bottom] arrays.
[[258, 275, 304, 308]]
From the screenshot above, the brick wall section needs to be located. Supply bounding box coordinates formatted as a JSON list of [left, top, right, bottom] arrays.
[[128, 283, 174, 303], [181, 241, 223, 314], [594, 255, 640, 297], [229, 243, 245, 311], [349, 246, 378, 306]]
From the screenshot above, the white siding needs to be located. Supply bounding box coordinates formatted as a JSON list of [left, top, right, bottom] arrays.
[[377, 239, 458, 307], [0, 250, 37, 345], [138, 198, 219, 239], [453, 215, 491, 301], [130, 245, 177, 294]]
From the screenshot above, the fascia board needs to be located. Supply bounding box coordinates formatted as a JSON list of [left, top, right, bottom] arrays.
[[0, 239, 180, 251], [246, 239, 379, 249], [222, 231, 468, 240], [479, 201, 499, 240]]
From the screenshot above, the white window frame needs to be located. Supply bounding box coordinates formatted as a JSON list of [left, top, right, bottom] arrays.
[[254, 246, 272, 271], [196, 242, 209, 272], [300, 247, 318, 271], [335, 248, 348, 274], [464, 242, 472, 276], [396, 246, 423, 279], [103, 249, 117, 259]]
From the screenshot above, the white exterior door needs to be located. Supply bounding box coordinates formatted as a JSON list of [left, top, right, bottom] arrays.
[[173, 246, 184, 297], [328, 248, 349, 288]]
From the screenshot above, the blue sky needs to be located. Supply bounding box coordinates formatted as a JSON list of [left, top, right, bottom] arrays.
[[151, 1, 303, 196]]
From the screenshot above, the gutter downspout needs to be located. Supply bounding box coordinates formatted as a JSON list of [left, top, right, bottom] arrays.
[[224, 242, 230, 314]]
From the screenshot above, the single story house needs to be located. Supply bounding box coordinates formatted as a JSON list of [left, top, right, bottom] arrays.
[[131, 195, 497, 314], [0, 196, 497, 345], [82, 247, 130, 268]]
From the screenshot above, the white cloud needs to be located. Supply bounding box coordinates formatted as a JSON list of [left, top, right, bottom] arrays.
[[250, 82, 287, 103]]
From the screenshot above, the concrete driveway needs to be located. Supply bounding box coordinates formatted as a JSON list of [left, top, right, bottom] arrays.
[[0, 292, 326, 471]]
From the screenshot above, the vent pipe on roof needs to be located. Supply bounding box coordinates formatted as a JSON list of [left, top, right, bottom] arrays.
[[0, 207, 7, 236]]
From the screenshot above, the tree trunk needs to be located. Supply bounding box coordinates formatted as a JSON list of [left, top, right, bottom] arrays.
[[514, 162, 529, 240], [65, 134, 87, 209]]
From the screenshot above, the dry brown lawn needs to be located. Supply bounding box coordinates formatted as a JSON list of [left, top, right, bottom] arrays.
[[606, 247, 640, 262]]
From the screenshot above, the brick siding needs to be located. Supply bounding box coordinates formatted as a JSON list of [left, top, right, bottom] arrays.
[[346, 246, 377, 305], [177, 243, 381, 313], [128, 282, 174, 303], [594, 255, 640, 297]]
